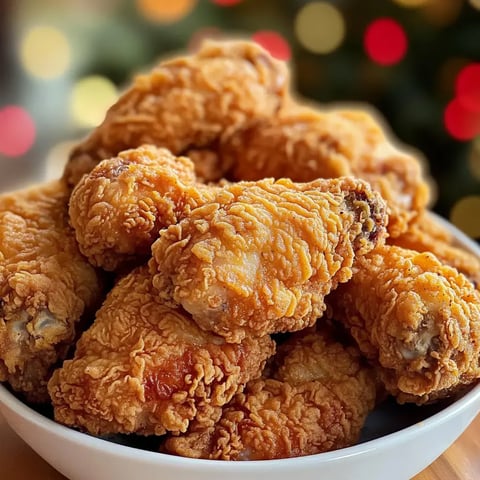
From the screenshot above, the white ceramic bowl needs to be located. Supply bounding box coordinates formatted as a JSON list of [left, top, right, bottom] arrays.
[[1, 214, 479, 480]]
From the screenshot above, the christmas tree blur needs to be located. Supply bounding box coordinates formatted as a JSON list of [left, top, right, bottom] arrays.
[[1, 0, 479, 236]]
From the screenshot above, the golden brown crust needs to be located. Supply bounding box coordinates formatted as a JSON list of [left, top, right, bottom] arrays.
[[0, 180, 103, 402], [389, 211, 480, 287], [64, 40, 289, 187], [328, 244, 480, 404], [48, 266, 275, 436], [69, 145, 219, 271], [165, 327, 377, 460], [220, 106, 429, 237], [150, 176, 388, 342]]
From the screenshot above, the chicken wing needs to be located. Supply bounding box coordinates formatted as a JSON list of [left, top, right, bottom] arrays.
[[389, 211, 480, 287], [69, 145, 219, 271], [48, 266, 275, 436], [64, 40, 289, 187], [327, 244, 480, 404], [0, 180, 103, 402], [165, 325, 377, 460], [150, 176, 388, 343], [219, 106, 430, 237]]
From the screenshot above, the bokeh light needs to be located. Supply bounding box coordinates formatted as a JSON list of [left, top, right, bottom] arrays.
[[450, 196, 480, 238], [252, 31, 291, 61], [70, 76, 118, 128], [211, 0, 242, 5], [456, 63, 480, 112], [444, 98, 480, 141], [364, 18, 407, 66], [0, 106, 36, 157], [19, 26, 71, 80], [294, 2, 345, 54], [392, 0, 429, 7], [137, 0, 197, 23], [44, 140, 77, 181], [422, 0, 462, 27], [469, 0, 480, 10]]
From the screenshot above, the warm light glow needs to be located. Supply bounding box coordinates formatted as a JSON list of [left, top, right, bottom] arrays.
[[450, 196, 480, 238], [252, 31, 291, 61], [364, 18, 408, 66], [456, 63, 480, 112], [444, 98, 480, 141], [137, 0, 196, 23], [70, 76, 118, 128], [294, 2, 345, 54], [19, 26, 71, 79], [422, 0, 462, 27], [392, 0, 429, 7], [469, 0, 480, 10], [0, 106, 36, 157], [44, 140, 77, 181]]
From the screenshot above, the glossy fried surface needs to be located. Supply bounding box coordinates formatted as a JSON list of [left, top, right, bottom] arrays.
[[69, 145, 219, 271], [165, 326, 377, 460], [151, 176, 387, 343], [328, 244, 480, 404], [220, 106, 430, 237], [64, 40, 289, 187], [0, 181, 103, 402], [48, 267, 275, 436]]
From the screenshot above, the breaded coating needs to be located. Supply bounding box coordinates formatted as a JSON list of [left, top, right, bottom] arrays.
[[150, 176, 388, 343], [165, 326, 377, 460], [69, 145, 219, 271], [389, 211, 480, 287], [64, 40, 289, 187], [328, 244, 480, 404], [0, 181, 103, 402], [220, 107, 430, 237], [48, 266, 275, 436]]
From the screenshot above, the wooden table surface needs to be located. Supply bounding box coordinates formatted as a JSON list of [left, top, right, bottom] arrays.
[[0, 412, 478, 479]]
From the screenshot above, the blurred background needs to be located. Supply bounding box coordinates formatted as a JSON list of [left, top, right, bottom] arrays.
[[0, 0, 479, 238]]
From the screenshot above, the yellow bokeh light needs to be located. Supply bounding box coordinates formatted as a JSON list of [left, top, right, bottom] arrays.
[[392, 0, 429, 7], [70, 76, 118, 128], [422, 0, 462, 26], [20, 26, 71, 79], [469, 0, 480, 10], [137, 0, 197, 23], [450, 195, 480, 239], [294, 2, 345, 54]]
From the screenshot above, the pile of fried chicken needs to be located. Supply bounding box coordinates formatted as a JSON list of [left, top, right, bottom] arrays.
[[1, 41, 479, 461]]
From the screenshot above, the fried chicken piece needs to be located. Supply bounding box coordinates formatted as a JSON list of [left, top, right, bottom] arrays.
[[48, 266, 275, 436], [165, 326, 377, 460], [0, 180, 103, 402], [389, 211, 480, 287], [327, 244, 480, 404], [219, 107, 430, 237], [64, 40, 289, 187], [69, 145, 220, 272], [150, 176, 388, 343]]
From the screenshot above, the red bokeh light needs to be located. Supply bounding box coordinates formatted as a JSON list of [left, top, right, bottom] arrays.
[[364, 18, 408, 66], [456, 63, 480, 112], [252, 30, 291, 61], [444, 98, 480, 141], [211, 0, 242, 6], [0, 106, 36, 157]]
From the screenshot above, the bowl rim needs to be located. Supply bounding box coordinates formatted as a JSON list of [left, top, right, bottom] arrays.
[[1, 381, 479, 470], [1, 212, 480, 470]]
